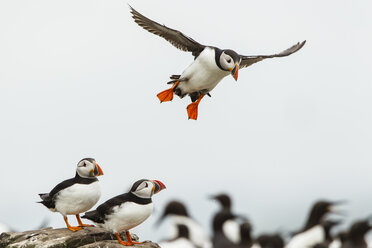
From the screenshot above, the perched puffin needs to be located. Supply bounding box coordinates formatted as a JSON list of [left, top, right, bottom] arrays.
[[130, 6, 305, 120], [82, 179, 166, 246], [157, 200, 212, 248], [340, 218, 372, 248], [211, 193, 241, 244], [159, 224, 198, 248], [38, 158, 103, 232], [286, 200, 345, 248]]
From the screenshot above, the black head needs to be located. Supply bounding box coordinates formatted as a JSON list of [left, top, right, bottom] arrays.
[[304, 200, 345, 230], [176, 224, 190, 239], [348, 219, 372, 241], [129, 179, 166, 198], [211, 193, 232, 211], [157, 200, 189, 225], [215, 48, 240, 81]]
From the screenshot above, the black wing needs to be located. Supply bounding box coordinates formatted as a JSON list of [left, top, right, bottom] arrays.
[[49, 178, 76, 198], [130, 6, 206, 58], [239, 40, 306, 69]]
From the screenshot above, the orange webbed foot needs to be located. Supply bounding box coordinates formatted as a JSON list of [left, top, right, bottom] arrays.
[[67, 225, 83, 232], [187, 102, 199, 120], [116, 232, 134, 246], [157, 81, 179, 103]]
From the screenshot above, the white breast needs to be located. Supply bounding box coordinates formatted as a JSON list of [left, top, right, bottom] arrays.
[[159, 238, 196, 248], [179, 47, 230, 94], [55, 181, 101, 216], [223, 219, 241, 244], [102, 202, 153, 233], [168, 215, 212, 248], [286, 225, 325, 248]]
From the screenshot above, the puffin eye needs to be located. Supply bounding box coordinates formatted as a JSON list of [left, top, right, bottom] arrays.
[[227, 58, 231, 63], [82, 162, 86, 167], [145, 182, 148, 187]]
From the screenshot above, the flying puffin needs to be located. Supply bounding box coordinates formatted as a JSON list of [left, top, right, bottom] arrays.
[[38, 158, 104, 232], [286, 200, 345, 248], [130, 6, 306, 120], [82, 179, 166, 246], [157, 200, 212, 248]]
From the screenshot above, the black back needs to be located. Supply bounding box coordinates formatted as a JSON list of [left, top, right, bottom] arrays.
[[38, 172, 98, 209], [82, 192, 152, 223]]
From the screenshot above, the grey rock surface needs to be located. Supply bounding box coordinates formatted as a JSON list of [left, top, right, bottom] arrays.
[[0, 227, 160, 248]]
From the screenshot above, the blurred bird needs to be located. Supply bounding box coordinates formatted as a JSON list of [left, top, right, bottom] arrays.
[[38, 158, 104, 232], [286, 200, 345, 248], [130, 6, 305, 120], [82, 179, 166, 246], [212, 211, 240, 248], [255, 233, 285, 248], [340, 218, 372, 248], [157, 200, 212, 248], [211, 193, 241, 244], [312, 220, 343, 248], [159, 224, 198, 248]]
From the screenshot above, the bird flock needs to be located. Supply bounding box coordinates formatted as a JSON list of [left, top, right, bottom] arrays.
[[157, 195, 372, 248], [2, 4, 366, 248]]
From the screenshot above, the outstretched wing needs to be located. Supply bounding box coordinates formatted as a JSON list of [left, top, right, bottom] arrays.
[[130, 6, 206, 58], [239, 40, 306, 69]]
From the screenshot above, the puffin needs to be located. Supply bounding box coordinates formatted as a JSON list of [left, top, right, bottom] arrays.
[[211, 193, 241, 244], [159, 224, 198, 248], [157, 200, 212, 248], [82, 179, 166, 246], [286, 200, 345, 248], [130, 6, 306, 120], [38, 158, 103, 232]]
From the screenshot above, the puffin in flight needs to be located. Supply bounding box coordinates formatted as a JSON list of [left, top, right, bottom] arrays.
[[38, 158, 104, 232], [130, 6, 306, 120], [82, 179, 166, 246]]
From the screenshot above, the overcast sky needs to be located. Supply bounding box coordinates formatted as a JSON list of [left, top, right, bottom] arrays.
[[0, 0, 371, 242]]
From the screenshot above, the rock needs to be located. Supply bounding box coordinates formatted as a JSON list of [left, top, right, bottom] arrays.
[[0, 227, 160, 248]]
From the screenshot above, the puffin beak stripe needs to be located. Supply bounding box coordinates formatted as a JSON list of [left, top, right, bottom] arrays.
[[95, 163, 104, 176], [231, 63, 239, 81], [152, 180, 166, 194]]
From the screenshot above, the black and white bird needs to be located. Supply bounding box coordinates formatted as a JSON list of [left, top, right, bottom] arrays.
[[212, 211, 241, 248], [130, 6, 305, 120], [340, 218, 372, 248], [38, 158, 104, 232], [82, 179, 166, 246], [159, 224, 198, 248], [286, 200, 345, 248], [157, 200, 212, 248], [211, 193, 241, 244]]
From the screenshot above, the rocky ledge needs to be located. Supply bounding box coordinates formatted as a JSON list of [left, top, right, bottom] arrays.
[[0, 227, 160, 248]]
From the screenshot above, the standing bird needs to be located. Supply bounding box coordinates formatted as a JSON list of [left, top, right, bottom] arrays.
[[38, 158, 104, 232], [286, 200, 345, 248], [130, 6, 305, 120], [159, 224, 198, 248], [157, 200, 212, 248], [82, 179, 166, 246], [340, 218, 372, 248], [211, 193, 241, 244]]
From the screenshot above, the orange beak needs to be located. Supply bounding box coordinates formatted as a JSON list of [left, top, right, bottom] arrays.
[[231, 63, 239, 81], [94, 163, 104, 176], [152, 180, 166, 194]]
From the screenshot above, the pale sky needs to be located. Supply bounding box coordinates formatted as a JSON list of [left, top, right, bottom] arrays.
[[0, 0, 371, 242]]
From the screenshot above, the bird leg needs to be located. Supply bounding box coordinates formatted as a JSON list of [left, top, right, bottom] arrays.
[[76, 214, 94, 227], [157, 81, 180, 103], [186, 94, 205, 120], [63, 216, 83, 232], [126, 231, 142, 244], [115, 232, 133, 246]]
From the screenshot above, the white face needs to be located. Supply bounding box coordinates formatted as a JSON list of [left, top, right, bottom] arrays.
[[76, 159, 97, 178], [219, 52, 235, 71], [132, 180, 155, 199]]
